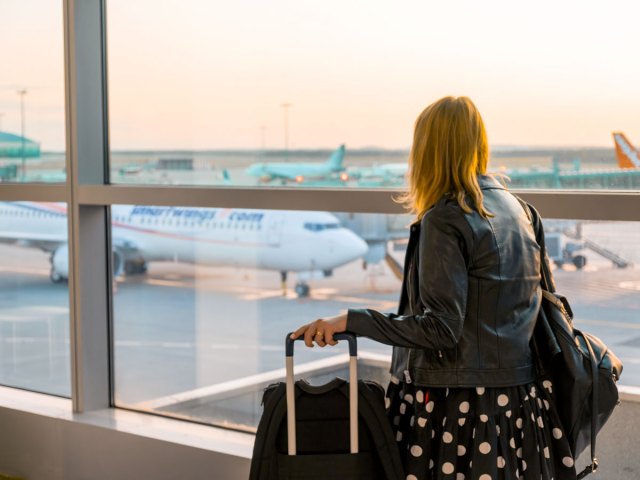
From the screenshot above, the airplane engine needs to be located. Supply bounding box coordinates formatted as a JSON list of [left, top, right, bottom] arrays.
[[50, 245, 125, 283], [50, 244, 69, 283]]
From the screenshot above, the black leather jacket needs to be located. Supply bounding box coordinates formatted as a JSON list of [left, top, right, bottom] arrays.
[[346, 174, 543, 387]]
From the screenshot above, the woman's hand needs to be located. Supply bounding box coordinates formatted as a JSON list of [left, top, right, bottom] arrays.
[[290, 313, 348, 348]]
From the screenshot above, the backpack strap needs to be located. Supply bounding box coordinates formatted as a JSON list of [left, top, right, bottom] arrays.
[[576, 331, 599, 479]]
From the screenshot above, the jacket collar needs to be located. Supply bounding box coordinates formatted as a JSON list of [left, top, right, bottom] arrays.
[[477, 173, 506, 190]]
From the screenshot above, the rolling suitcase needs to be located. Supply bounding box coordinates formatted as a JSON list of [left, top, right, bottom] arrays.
[[249, 333, 404, 480]]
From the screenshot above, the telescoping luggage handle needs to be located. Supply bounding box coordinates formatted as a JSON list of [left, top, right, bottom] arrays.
[[285, 332, 359, 455]]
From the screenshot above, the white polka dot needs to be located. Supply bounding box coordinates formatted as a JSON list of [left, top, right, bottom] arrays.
[[410, 415, 415, 427], [459, 401, 470, 413], [429, 459, 434, 469], [472, 428, 476, 439], [509, 438, 516, 449], [431, 429, 435, 438], [426, 401, 434, 413], [498, 394, 509, 407], [480, 414, 489, 422], [516, 418, 523, 429], [417, 417, 427, 428], [396, 431, 403, 441], [400, 403, 406, 414], [385, 397, 391, 409], [457, 445, 466, 456], [443, 431, 453, 443], [522, 460, 527, 471], [469, 460, 472, 468], [476, 387, 485, 395], [457, 474, 465, 480], [410, 445, 423, 457], [544, 447, 550, 458], [404, 394, 414, 404], [497, 456, 505, 468], [415, 390, 424, 403], [393, 416, 400, 426], [479, 442, 491, 454], [516, 447, 522, 458], [479, 475, 492, 480], [406, 475, 417, 480], [442, 462, 455, 474], [458, 418, 466, 426], [537, 417, 544, 428], [543, 380, 553, 391], [553, 428, 563, 439], [530, 387, 537, 398], [496, 425, 501, 435], [543, 399, 550, 410], [442, 417, 447, 426], [506, 410, 512, 418], [537, 398, 543, 409], [531, 413, 536, 422], [446, 388, 450, 396], [563, 456, 574, 467], [390, 375, 400, 384]]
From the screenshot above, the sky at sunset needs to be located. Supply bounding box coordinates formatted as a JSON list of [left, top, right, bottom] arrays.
[[1, 0, 640, 151]]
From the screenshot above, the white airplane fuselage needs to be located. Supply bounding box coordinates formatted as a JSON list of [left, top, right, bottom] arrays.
[[0, 202, 368, 280]]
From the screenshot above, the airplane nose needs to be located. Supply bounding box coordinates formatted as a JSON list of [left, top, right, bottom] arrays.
[[343, 232, 369, 262]]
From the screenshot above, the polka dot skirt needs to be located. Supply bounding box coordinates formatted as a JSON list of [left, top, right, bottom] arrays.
[[386, 378, 577, 480]]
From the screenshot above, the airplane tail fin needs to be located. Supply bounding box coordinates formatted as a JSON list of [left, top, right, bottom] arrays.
[[613, 132, 640, 168], [326, 144, 346, 171]]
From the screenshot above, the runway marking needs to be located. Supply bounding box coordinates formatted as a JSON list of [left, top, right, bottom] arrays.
[[0, 266, 49, 276], [620, 281, 640, 291]]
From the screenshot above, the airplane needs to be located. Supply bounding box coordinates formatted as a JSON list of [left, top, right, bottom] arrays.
[[0, 202, 368, 297], [245, 144, 347, 184], [613, 132, 640, 168]]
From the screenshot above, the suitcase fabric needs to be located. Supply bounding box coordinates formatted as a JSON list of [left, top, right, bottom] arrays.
[[249, 333, 404, 480]]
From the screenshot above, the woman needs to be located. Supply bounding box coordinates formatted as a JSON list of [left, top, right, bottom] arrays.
[[290, 96, 577, 480]]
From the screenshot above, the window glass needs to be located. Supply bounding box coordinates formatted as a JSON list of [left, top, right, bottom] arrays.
[[107, 1, 640, 189], [0, 202, 70, 396], [110, 204, 639, 431], [0, 1, 66, 182]]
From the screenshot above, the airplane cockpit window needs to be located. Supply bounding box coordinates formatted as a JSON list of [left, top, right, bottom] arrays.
[[304, 222, 340, 232]]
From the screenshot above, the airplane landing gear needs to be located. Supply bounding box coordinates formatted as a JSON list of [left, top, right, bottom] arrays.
[[280, 271, 288, 296], [124, 260, 148, 275], [294, 281, 310, 298]]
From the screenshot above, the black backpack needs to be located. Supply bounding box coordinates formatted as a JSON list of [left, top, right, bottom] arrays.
[[518, 198, 624, 478]]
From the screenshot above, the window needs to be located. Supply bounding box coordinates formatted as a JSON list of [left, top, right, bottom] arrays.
[[106, 1, 640, 190], [0, 1, 66, 182], [0, 201, 69, 396]]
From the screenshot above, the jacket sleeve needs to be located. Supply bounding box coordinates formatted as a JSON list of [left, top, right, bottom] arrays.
[[346, 203, 472, 350]]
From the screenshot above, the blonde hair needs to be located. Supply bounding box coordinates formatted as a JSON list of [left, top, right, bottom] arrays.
[[397, 96, 495, 220]]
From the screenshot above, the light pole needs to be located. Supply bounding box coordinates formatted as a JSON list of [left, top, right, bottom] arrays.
[[17, 89, 27, 181], [281, 102, 291, 161]]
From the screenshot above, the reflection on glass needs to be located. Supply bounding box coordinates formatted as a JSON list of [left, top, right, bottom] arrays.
[[110, 205, 639, 431], [0, 202, 70, 396], [0, 1, 66, 182]]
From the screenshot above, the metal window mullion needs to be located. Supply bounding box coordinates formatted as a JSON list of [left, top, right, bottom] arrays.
[[0, 184, 67, 202], [77, 185, 640, 221], [64, 0, 112, 413]]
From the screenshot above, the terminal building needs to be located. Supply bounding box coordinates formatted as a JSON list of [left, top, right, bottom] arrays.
[[0, 1, 639, 479]]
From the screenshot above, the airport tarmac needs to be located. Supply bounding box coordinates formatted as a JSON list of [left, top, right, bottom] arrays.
[[0, 233, 638, 429]]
